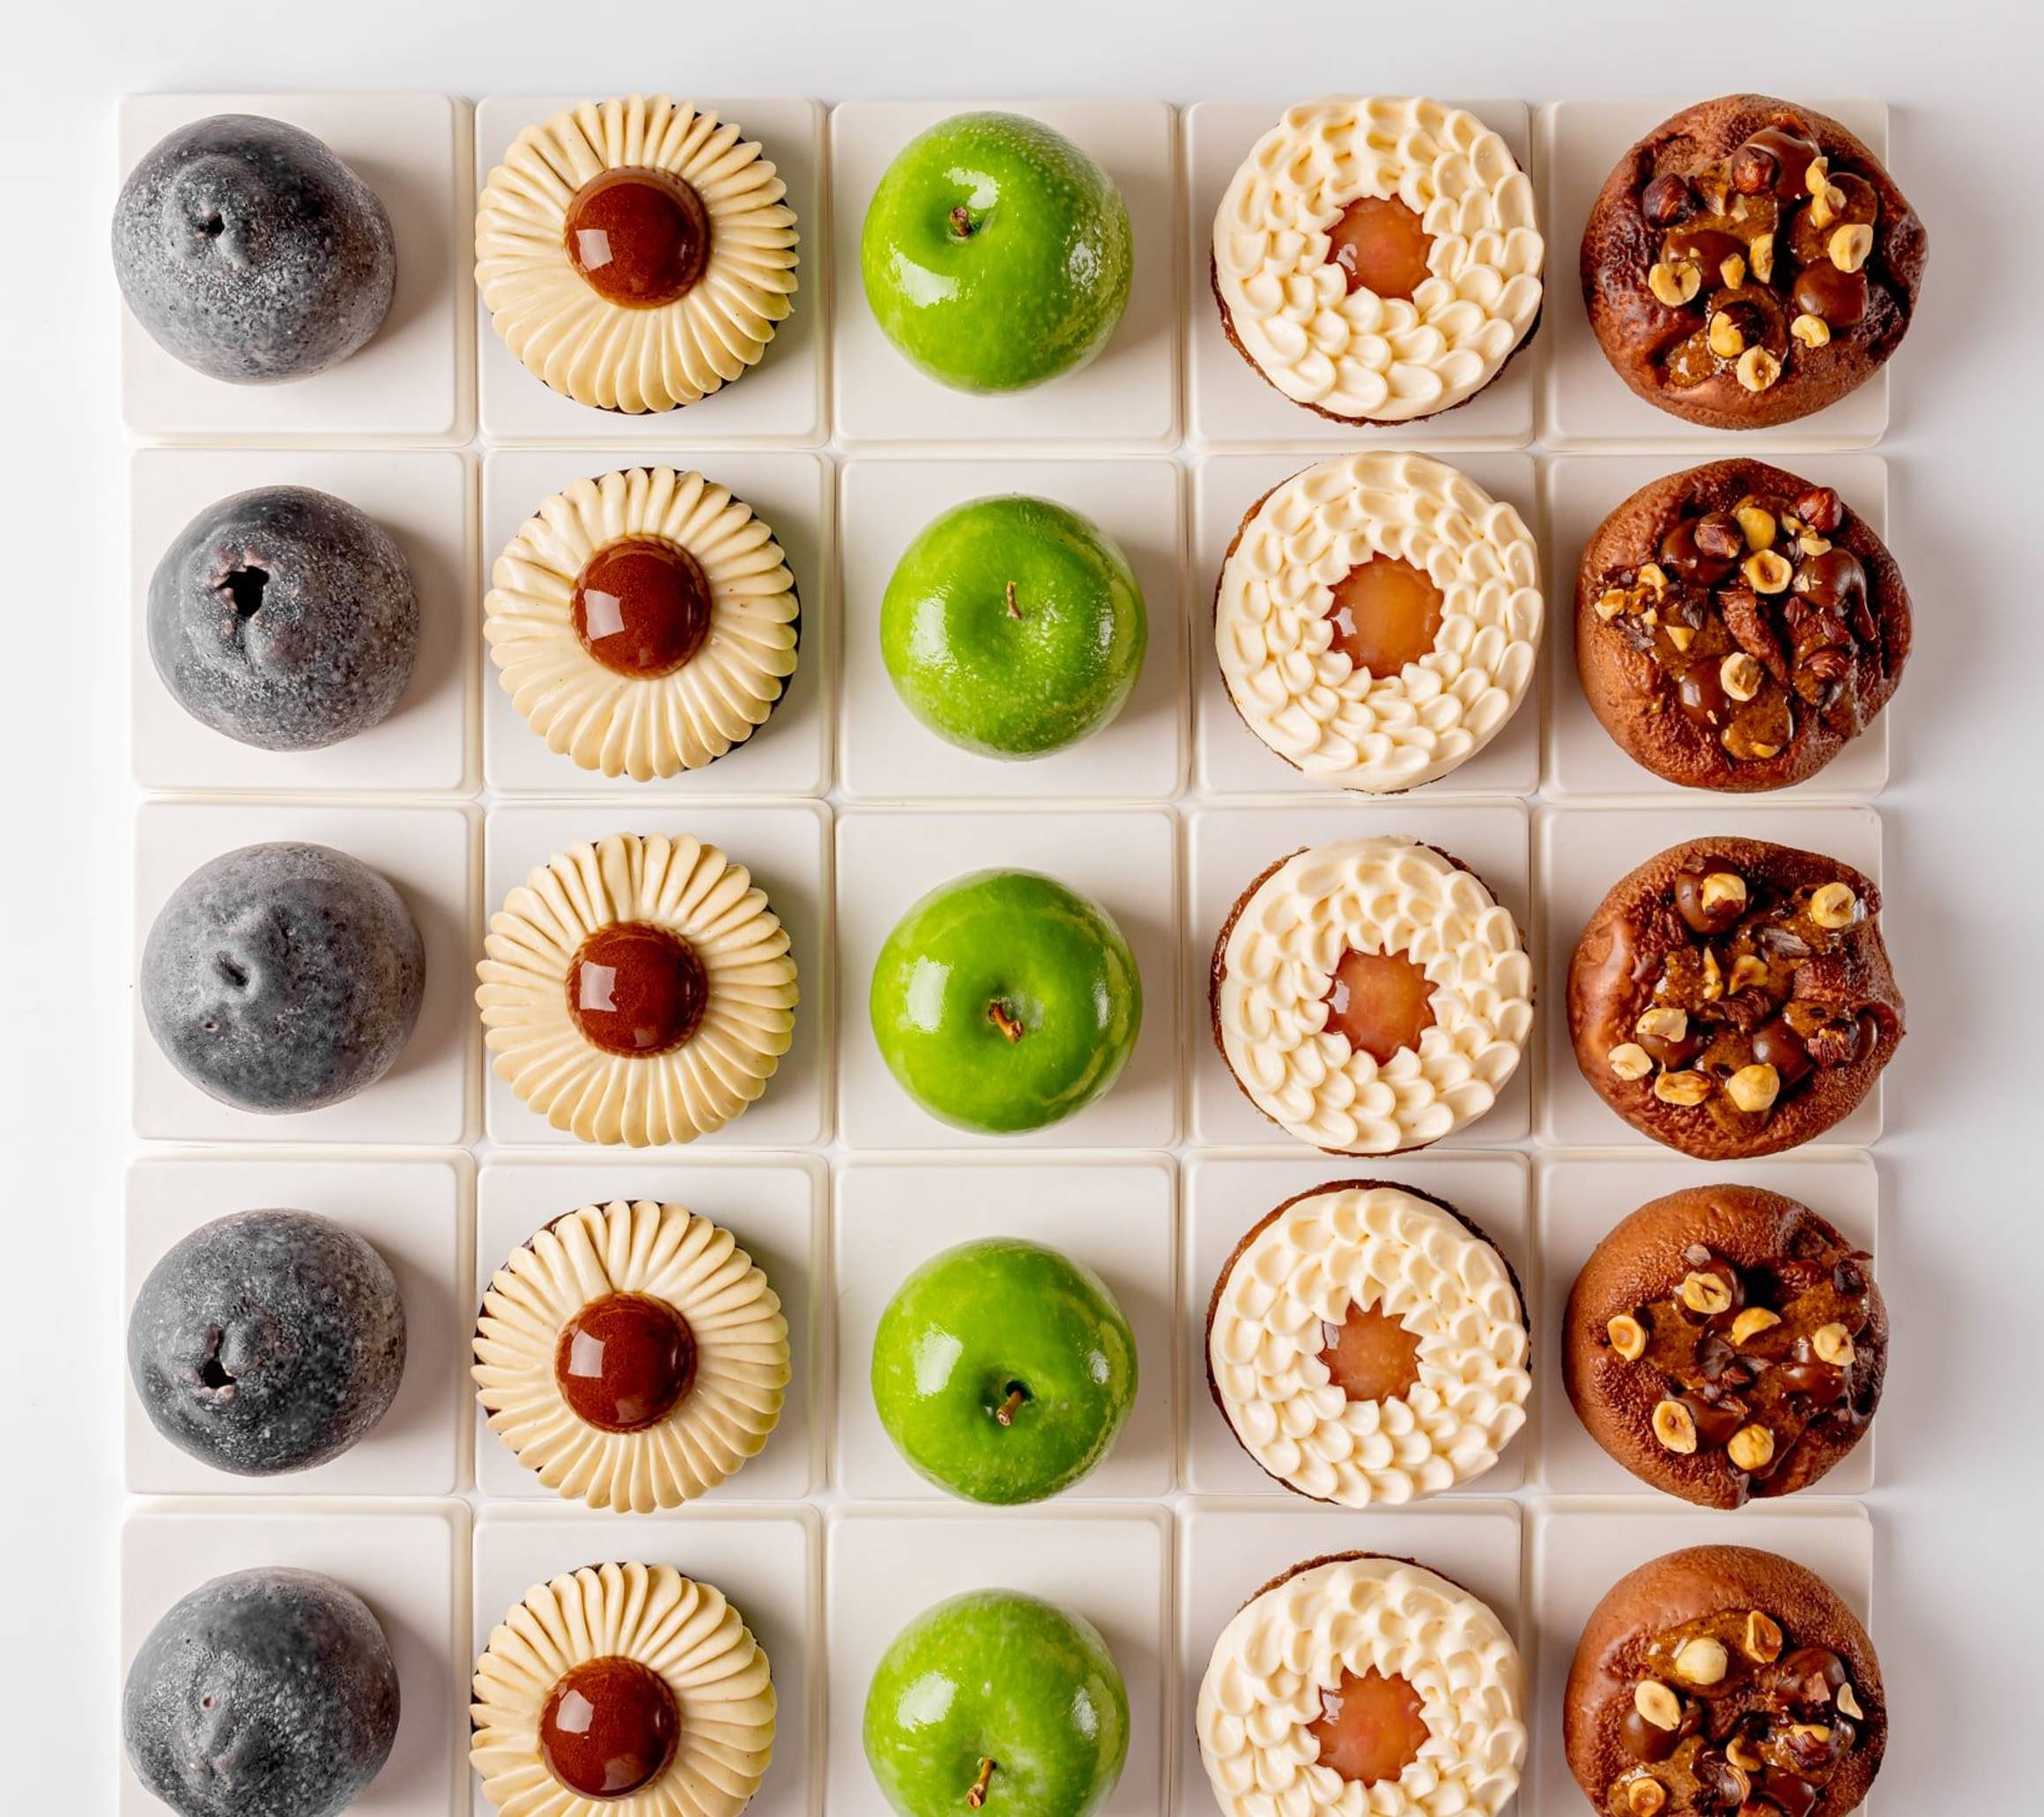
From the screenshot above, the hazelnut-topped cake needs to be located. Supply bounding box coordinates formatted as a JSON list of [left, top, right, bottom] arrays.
[[1215, 453, 1543, 792], [1212, 97, 1544, 424], [477, 95, 799, 412]]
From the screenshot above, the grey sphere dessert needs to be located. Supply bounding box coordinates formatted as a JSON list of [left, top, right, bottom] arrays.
[[129, 1209, 407, 1475], [149, 486, 418, 752], [124, 1566, 400, 1817], [113, 114, 396, 383], [142, 842, 425, 1114]]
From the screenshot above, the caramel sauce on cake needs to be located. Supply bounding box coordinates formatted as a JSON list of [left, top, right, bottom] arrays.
[[1322, 947, 1438, 1065], [1308, 1667, 1431, 1785], [1326, 554, 1445, 676], [571, 537, 713, 679], [1326, 196, 1434, 301], [564, 167, 711, 308], [566, 922, 708, 1057], [554, 1292, 697, 1434], [1317, 1303, 1425, 1404], [539, 1654, 680, 1798]]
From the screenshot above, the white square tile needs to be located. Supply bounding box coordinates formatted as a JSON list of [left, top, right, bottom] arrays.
[[130, 448, 478, 796], [122, 1501, 468, 1817], [831, 100, 1179, 449], [1534, 1151, 1879, 1496], [1178, 1499, 1524, 1817], [125, 1152, 471, 1497], [835, 807, 1179, 1150], [833, 1157, 1175, 1500], [474, 97, 826, 447], [1544, 454, 1891, 799], [479, 449, 832, 797], [1181, 1153, 1532, 1498], [1187, 801, 1533, 1148], [471, 1504, 818, 1817], [1536, 804, 1885, 1148], [133, 803, 478, 1146], [1190, 452, 1543, 798], [119, 93, 470, 445], [826, 1507, 1169, 1817], [482, 802, 831, 1148], [838, 456, 1184, 801], [472, 1153, 825, 1502], [1183, 100, 1539, 451], [1538, 99, 1891, 450]]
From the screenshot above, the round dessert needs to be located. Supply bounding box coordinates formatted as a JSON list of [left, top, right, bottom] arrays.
[[1213, 97, 1544, 424], [1216, 453, 1542, 792], [129, 1209, 406, 1477], [125, 1566, 399, 1817], [485, 467, 800, 779], [478, 95, 799, 413], [113, 114, 396, 384], [1565, 1546, 1885, 1817], [1581, 95, 1928, 429], [143, 842, 426, 1114], [474, 1198, 789, 1512], [1211, 837, 1532, 1153], [149, 485, 418, 753], [477, 832, 797, 1146], [1196, 1552, 1526, 1817], [1577, 461, 1910, 790], [1564, 1185, 1885, 1507], [473, 1561, 774, 1817], [1567, 838, 1904, 1158], [1206, 1182, 1529, 1505]]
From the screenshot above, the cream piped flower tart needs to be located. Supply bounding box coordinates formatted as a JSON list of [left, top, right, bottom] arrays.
[[486, 467, 800, 781], [1211, 837, 1531, 1153], [1216, 454, 1542, 792], [1213, 97, 1543, 424], [478, 832, 797, 1146], [478, 95, 799, 413], [473, 1560, 775, 1815], [1206, 1183, 1529, 1505], [1197, 1553, 1526, 1817], [475, 1199, 789, 1511]]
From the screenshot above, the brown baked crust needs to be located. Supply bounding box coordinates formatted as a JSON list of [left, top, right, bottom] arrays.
[[1561, 1184, 1885, 1506], [1564, 1545, 1886, 1817], [1581, 95, 1927, 429], [1566, 836, 1903, 1157], [1574, 459, 1910, 791]]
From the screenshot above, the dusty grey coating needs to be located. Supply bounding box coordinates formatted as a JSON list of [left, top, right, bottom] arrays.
[[142, 842, 425, 1114], [148, 486, 419, 752], [113, 114, 396, 383], [123, 1566, 400, 1817], [128, 1209, 407, 1476]]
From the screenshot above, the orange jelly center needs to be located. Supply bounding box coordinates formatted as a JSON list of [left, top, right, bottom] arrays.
[[1317, 1302, 1425, 1403], [1322, 947, 1437, 1065], [553, 1291, 696, 1433], [572, 536, 712, 679], [563, 166, 711, 308], [567, 921, 707, 1058], [1325, 196, 1435, 300], [540, 1654, 680, 1799], [1326, 555, 1444, 678], [1308, 1668, 1431, 1786]]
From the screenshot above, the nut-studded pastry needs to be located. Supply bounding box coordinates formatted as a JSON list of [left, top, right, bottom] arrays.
[[486, 467, 800, 780], [1564, 1186, 1884, 1506], [472, 1561, 775, 1816], [478, 831, 798, 1146], [1212, 97, 1543, 424], [478, 95, 799, 413], [1581, 95, 1927, 428], [474, 1199, 789, 1511], [1566, 1546, 1884, 1817], [1567, 838, 1902, 1158], [1576, 462, 1909, 791]]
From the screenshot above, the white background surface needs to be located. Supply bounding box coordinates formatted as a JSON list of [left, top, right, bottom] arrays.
[[6, 4, 2041, 1813]]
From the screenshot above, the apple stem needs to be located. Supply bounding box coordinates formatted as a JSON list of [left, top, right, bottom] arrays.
[[988, 1000, 1025, 1042], [994, 1385, 1028, 1427], [949, 204, 975, 240], [966, 1759, 996, 1807], [1004, 580, 1022, 620]]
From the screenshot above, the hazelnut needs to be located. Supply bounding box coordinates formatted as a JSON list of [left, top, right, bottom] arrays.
[[1634, 1680, 1684, 1730], [1595, 587, 1631, 622], [1694, 515, 1747, 561], [1679, 1269, 1736, 1316], [1734, 503, 1777, 551], [1791, 312, 1833, 349], [1743, 550, 1795, 595], [1653, 1398, 1700, 1454], [1798, 531, 1833, 558], [1707, 310, 1747, 360], [1829, 223, 1874, 273], [1702, 871, 1748, 916], [1729, 142, 1777, 196], [1642, 173, 1692, 226], [1648, 259, 1703, 308], [1609, 1042, 1654, 1082], [1728, 953, 1770, 995], [1728, 1423, 1776, 1472], [1810, 182, 1849, 230], [1730, 1307, 1782, 1346], [1748, 741, 1781, 759], [1638, 561, 1670, 595], [1637, 1005, 1690, 1043], [1719, 253, 1747, 290], [1737, 346, 1783, 392], [1812, 1323, 1857, 1366], [1727, 1734, 1764, 1771], [1718, 653, 1763, 702], [1674, 1636, 1729, 1687], [1724, 1063, 1782, 1114], [1655, 1070, 1713, 1107], [1837, 1683, 1864, 1720], [1810, 882, 1859, 929], [1795, 486, 1844, 535], [1627, 1776, 1667, 1816], [1748, 232, 1775, 283], [1804, 154, 1831, 195], [1700, 947, 1724, 1001], [1666, 623, 1697, 654], [1608, 1313, 1648, 1361], [1744, 1611, 1785, 1664]]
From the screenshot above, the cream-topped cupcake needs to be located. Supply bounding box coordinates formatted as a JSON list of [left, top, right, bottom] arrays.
[[1207, 1183, 1529, 1504], [478, 95, 799, 413], [1212, 97, 1543, 423], [1211, 837, 1531, 1153], [1216, 453, 1542, 792], [1197, 1553, 1525, 1817]]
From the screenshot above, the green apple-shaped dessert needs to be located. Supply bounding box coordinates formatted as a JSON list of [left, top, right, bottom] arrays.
[[870, 869, 1142, 1134], [864, 1589, 1129, 1817], [872, 1238, 1137, 1503], [881, 495, 1147, 759], [860, 111, 1133, 393]]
